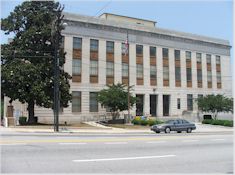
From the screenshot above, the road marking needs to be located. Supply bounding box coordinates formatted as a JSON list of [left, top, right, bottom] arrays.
[[104, 142, 127, 145], [182, 140, 199, 142], [0, 143, 27, 146], [211, 139, 225, 141], [73, 155, 176, 162], [59, 143, 87, 145], [146, 141, 166, 144]]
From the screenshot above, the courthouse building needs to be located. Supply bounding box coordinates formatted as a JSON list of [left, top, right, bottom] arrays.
[[4, 12, 232, 124]]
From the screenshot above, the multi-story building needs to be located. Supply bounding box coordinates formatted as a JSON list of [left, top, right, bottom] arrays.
[[4, 12, 232, 124]]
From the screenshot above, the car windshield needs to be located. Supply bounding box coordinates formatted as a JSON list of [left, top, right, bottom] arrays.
[[165, 120, 176, 124]]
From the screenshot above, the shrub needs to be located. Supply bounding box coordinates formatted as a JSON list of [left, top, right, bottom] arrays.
[[140, 119, 148, 126], [223, 120, 233, 127], [156, 120, 164, 124], [202, 119, 213, 124], [131, 116, 141, 125], [211, 120, 224, 125], [19, 116, 27, 125], [147, 119, 156, 126]]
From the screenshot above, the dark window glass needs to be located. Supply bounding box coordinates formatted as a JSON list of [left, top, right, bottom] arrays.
[[216, 56, 221, 64], [72, 91, 81, 112], [136, 45, 143, 55], [187, 68, 192, 81], [175, 67, 181, 81], [206, 54, 211, 64], [175, 50, 180, 60], [162, 48, 168, 58], [106, 41, 114, 53], [187, 94, 193, 111], [150, 65, 157, 78], [90, 92, 98, 112], [196, 53, 202, 63], [186, 51, 191, 60], [150, 46, 156, 57], [73, 37, 82, 49], [90, 39, 98, 52], [177, 98, 181, 109], [197, 69, 202, 81]]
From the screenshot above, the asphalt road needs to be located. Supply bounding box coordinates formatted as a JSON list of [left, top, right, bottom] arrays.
[[1, 131, 233, 174]]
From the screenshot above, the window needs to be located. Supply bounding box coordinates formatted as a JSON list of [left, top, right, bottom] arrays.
[[163, 66, 169, 80], [90, 60, 98, 76], [175, 67, 181, 81], [206, 54, 211, 64], [106, 41, 114, 53], [136, 45, 143, 55], [187, 68, 192, 81], [73, 37, 82, 49], [72, 91, 81, 112], [150, 65, 156, 78], [198, 94, 203, 99], [174, 50, 180, 60], [106, 61, 114, 76], [207, 71, 212, 82], [72, 59, 81, 75], [162, 48, 168, 58], [122, 63, 129, 77], [187, 94, 193, 111], [216, 55, 221, 64], [196, 53, 202, 63], [197, 69, 202, 81], [217, 72, 221, 83], [177, 98, 181, 109], [122, 43, 128, 55], [150, 46, 156, 57], [90, 92, 98, 112], [186, 51, 191, 60], [136, 64, 143, 78], [90, 39, 98, 52]]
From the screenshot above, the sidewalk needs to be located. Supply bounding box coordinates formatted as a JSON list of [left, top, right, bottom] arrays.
[[0, 122, 233, 134]]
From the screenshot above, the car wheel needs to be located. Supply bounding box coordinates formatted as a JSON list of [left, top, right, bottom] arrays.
[[165, 127, 171, 133], [187, 128, 192, 133], [177, 131, 182, 133], [155, 131, 160, 133]]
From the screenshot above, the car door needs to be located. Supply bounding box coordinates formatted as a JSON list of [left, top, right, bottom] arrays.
[[175, 120, 183, 131]]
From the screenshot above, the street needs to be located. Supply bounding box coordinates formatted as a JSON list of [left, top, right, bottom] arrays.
[[0, 131, 233, 174]]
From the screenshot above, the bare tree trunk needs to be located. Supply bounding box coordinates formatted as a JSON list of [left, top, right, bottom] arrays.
[[27, 100, 35, 124]]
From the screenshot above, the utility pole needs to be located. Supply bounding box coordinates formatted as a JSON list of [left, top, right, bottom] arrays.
[[127, 30, 130, 123]]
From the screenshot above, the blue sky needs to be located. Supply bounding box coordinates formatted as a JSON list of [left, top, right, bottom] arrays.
[[0, 0, 233, 49]]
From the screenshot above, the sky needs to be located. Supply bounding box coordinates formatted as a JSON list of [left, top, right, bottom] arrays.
[[0, 0, 233, 56]]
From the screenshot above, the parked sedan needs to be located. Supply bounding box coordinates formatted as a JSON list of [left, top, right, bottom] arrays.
[[151, 119, 196, 133]]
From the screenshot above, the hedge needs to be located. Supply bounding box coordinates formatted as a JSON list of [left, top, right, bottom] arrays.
[[131, 117, 164, 126], [202, 119, 233, 127]]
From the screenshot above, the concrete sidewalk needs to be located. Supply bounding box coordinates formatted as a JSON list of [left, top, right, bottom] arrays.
[[0, 122, 233, 134]]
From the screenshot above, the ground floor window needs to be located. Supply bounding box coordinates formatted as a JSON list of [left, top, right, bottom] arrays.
[[90, 92, 98, 112], [187, 94, 193, 111], [72, 91, 81, 112]]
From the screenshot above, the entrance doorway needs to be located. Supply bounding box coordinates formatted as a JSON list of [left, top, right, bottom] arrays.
[[163, 95, 170, 116], [150, 95, 157, 116], [136, 94, 144, 116]]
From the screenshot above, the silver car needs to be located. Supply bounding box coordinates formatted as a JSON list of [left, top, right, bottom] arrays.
[[151, 119, 196, 133]]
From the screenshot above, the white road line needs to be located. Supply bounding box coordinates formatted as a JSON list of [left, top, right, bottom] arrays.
[[104, 142, 127, 145], [211, 139, 225, 141], [146, 141, 166, 144], [59, 143, 87, 145], [0, 143, 27, 146], [182, 140, 199, 142], [73, 155, 176, 162]]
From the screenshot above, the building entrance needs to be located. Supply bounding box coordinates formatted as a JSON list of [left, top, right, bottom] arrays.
[[150, 95, 157, 116], [163, 95, 170, 116], [136, 94, 144, 116]]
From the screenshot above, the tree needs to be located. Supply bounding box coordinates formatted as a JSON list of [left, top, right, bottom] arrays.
[[97, 83, 136, 120], [197, 94, 233, 120], [1, 1, 71, 124]]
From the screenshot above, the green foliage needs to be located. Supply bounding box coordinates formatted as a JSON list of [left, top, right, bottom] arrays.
[[140, 119, 148, 126], [202, 119, 233, 127], [1, 1, 71, 122], [131, 117, 141, 125], [1, 101, 3, 119], [19, 116, 27, 125], [97, 83, 136, 120], [197, 94, 233, 120], [131, 117, 164, 126], [147, 119, 156, 126]]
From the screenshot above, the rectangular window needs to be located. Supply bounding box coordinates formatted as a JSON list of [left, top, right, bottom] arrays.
[[122, 43, 128, 55], [136, 45, 143, 55], [175, 67, 181, 81], [162, 48, 168, 58], [150, 46, 156, 57], [197, 69, 202, 81], [163, 66, 169, 80], [72, 59, 81, 75], [122, 63, 129, 77], [186, 51, 191, 60], [207, 71, 212, 82], [187, 94, 193, 111], [73, 37, 82, 49], [72, 91, 81, 112], [206, 54, 211, 64], [106, 41, 114, 53], [136, 64, 143, 78], [217, 72, 221, 83], [187, 68, 192, 81], [174, 50, 180, 60], [177, 98, 181, 109], [89, 92, 98, 112], [106, 61, 114, 76], [150, 65, 157, 78], [90, 39, 98, 52], [216, 55, 221, 64], [90, 60, 98, 76], [196, 53, 202, 63]]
